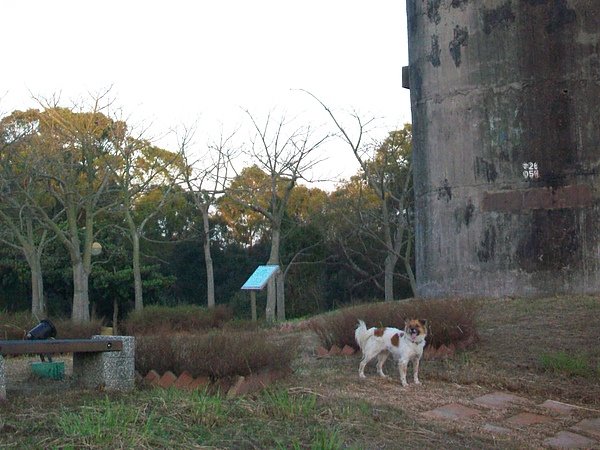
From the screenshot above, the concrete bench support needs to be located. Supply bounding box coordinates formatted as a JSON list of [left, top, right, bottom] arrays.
[[0, 356, 5, 400], [0, 335, 135, 400], [73, 335, 135, 392]]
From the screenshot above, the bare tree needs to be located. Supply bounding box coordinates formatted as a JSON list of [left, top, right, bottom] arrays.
[[178, 124, 236, 308], [304, 90, 416, 299], [225, 109, 328, 321]]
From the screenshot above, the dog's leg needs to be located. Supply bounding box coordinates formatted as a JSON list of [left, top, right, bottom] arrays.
[[398, 360, 409, 387], [376, 352, 389, 378], [413, 357, 421, 385], [359, 353, 375, 378]]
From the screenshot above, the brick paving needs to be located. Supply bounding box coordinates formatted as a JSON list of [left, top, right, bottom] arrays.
[[473, 391, 529, 409], [422, 403, 480, 420], [317, 343, 600, 448], [572, 418, 600, 440], [482, 423, 512, 435], [421, 390, 600, 449], [504, 412, 554, 427], [544, 431, 597, 449], [541, 399, 579, 415]]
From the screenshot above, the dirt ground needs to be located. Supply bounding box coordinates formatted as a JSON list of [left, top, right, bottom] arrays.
[[286, 295, 600, 448], [2, 295, 600, 449]]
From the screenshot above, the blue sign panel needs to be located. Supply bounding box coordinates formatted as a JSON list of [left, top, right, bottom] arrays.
[[241, 265, 280, 290]]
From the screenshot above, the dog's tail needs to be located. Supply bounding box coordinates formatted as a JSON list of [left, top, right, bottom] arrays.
[[355, 319, 374, 352]]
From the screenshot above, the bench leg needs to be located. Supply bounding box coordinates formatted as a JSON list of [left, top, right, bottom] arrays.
[[73, 336, 135, 392], [0, 356, 6, 401]]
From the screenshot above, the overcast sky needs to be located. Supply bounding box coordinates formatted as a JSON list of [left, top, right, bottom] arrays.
[[2, 0, 411, 190]]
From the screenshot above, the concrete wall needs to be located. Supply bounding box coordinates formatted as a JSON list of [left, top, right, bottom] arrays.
[[406, 1, 600, 298]]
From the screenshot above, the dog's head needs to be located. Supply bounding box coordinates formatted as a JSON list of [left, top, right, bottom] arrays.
[[404, 319, 427, 344]]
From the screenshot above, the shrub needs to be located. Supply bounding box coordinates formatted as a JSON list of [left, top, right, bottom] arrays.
[[122, 304, 234, 335], [135, 329, 298, 379], [0, 311, 102, 339], [53, 317, 103, 339], [308, 298, 480, 350], [0, 311, 34, 339]]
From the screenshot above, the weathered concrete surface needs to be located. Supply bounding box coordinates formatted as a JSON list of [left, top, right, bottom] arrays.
[[406, 0, 600, 298], [0, 356, 5, 400], [73, 335, 135, 392]]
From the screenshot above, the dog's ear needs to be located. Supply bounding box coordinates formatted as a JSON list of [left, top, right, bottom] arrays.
[[418, 319, 428, 327]]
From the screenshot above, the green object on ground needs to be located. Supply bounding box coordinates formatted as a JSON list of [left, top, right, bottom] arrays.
[[30, 361, 65, 380]]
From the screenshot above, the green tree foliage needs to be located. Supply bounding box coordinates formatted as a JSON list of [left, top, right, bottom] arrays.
[[0, 100, 185, 322], [0, 98, 413, 323], [217, 165, 270, 248], [0, 105, 124, 322]]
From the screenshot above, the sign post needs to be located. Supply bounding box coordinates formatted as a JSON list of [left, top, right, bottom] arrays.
[[241, 265, 280, 321]]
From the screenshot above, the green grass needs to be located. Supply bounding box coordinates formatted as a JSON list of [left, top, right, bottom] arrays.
[[1, 384, 451, 449], [56, 396, 163, 447], [539, 351, 599, 378], [41, 388, 362, 449], [309, 429, 344, 450], [260, 388, 318, 418]]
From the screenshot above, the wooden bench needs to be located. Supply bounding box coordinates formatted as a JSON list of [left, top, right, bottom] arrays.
[[0, 336, 135, 400]]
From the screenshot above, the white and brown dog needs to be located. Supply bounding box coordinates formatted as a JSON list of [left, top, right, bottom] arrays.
[[355, 318, 428, 386]]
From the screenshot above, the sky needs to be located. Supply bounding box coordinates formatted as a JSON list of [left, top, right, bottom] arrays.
[[2, 0, 412, 190]]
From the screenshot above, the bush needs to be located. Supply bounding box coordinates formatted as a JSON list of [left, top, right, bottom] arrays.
[[52, 317, 103, 339], [308, 298, 480, 350], [122, 304, 234, 335], [0, 311, 34, 339], [0, 311, 102, 339], [135, 329, 298, 379]]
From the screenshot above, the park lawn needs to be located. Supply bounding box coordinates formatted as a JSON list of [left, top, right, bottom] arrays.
[[0, 294, 598, 449]]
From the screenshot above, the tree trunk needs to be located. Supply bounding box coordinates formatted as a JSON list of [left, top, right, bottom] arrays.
[[403, 232, 417, 296], [384, 253, 398, 301], [276, 272, 285, 321], [23, 243, 46, 318], [71, 260, 90, 323], [266, 278, 276, 322], [251, 291, 257, 322], [381, 201, 396, 301], [132, 229, 143, 311], [201, 207, 215, 308], [30, 256, 46, 318], [266, 226, 281, 322], [113, 297, 119, 335]]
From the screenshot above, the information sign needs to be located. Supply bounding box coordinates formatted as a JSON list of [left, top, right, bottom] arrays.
[[241, 265, 280, 290]]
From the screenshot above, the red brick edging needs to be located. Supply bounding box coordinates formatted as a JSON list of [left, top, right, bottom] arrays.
[[140, 368, 288, 397]]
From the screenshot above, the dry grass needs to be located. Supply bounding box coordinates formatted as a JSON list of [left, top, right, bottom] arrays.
[[300, 295, 600, 409], [0, 312, 103, 340], [135, 329, 298, 379], [308, 297, 480, 350], [2, 295, 600, 449], [122, 304, 234, 335], [429, 294, 600, 404], [128, 305, 295, 380]]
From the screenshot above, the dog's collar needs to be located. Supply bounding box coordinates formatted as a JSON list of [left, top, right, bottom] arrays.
[[403, 332, 425, 346]]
